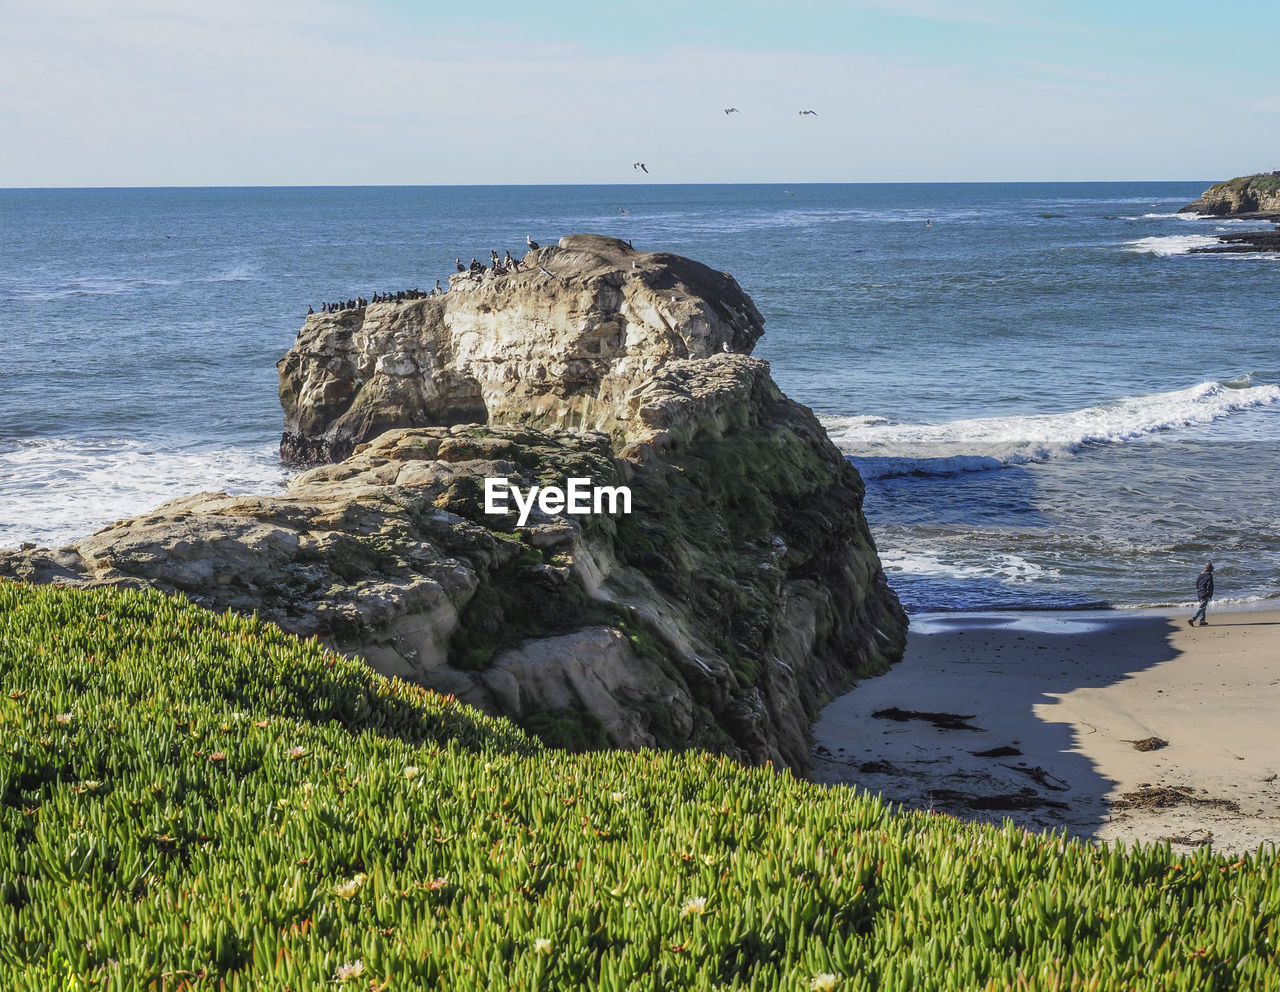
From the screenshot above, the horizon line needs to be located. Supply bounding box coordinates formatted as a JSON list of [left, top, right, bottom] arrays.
[[0, 178, 1216, 192]]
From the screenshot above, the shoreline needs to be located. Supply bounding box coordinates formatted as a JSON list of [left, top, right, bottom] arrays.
[[812, 604, 1280, 856]]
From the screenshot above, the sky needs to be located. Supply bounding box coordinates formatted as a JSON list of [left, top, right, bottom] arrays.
[[1, 0, 1277, 186]]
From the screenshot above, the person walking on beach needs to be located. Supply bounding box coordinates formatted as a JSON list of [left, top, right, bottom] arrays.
[[1189, 562, 1214, 626]]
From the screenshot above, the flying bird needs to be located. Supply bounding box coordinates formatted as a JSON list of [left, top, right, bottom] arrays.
[[798, 109, 818, 116], [526, 235, 540, 250], [783, 190, 795, 197], [633, 162, 648, 173], [724, 107, 739, 114]]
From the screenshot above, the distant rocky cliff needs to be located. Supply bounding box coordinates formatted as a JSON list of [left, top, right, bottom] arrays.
[[1181, 172, 1280, 217], [2, 235, 906, 772]]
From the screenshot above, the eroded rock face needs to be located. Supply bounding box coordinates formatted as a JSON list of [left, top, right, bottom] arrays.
[[278, 234, 765, 464], [1181, 173, 1280, 217], [1, 356, 906, 772]]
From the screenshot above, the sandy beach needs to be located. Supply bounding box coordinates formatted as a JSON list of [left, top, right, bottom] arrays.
[[813, 606, 1280, 856]]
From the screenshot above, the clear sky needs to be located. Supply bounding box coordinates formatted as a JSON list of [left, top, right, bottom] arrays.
[[2, 0, 1277, 186]]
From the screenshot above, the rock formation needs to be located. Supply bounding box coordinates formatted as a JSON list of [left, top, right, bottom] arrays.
[[1180, 172, 1280, 218], [2, 236, 907, 773], [279, 234, 764, 465]]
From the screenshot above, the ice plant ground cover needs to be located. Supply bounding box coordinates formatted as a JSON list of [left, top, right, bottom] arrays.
[[1, 582, 1278, 991]]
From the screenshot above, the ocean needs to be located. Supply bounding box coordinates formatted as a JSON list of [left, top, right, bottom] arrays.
[[2, 183, 1278, 612]]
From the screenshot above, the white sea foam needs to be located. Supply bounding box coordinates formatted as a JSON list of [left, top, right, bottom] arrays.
[[908, 613, 1109, 635], [1, 276, 179, 302], [1124, 234, 1222, 256], [822, 379, 1280, 479], [0, 439, 289, 549], [881, 549, 1059, 584], [1116, 212, 1205, 221]]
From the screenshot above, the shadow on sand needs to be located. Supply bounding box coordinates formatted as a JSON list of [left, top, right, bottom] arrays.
[[810, 611, 1186, 842]]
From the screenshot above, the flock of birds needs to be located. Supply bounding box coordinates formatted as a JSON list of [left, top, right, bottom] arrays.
[[309, 236, 557, 315], [631, 107, 818, 176], [724, 107, 817, 115], [310, 284, 445, 314]]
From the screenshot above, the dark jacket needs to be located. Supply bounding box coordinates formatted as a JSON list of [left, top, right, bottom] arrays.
[[1196, 570, 1214, 601]]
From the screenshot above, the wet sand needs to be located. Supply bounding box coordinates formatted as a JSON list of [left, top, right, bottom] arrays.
[[812, 607, 1280, 856]]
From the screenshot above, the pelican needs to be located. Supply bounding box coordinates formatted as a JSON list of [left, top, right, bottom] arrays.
[[526, 235, 540, 250], [633, 162, 648, 173], [455, 258, 466, 273]]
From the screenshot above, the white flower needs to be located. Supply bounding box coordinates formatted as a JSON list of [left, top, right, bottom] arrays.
[[610, 791, 626, 804], [333, 959, 365, 982], [55, 712, 72, 724], [680, 896, 707, 918], [333, 873, 368, 899], [287, 746, 307, 760], [810, 973, 839, 991], [532, 937, 552, 954], [403, 766, 420, 779]]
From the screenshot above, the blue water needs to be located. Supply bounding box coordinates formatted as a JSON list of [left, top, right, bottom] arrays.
[[3, 183, 1279, 611]]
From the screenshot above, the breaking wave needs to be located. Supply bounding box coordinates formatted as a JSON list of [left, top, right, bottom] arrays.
[[0, 438, 288, 549], [823, 379, 1280, 480]]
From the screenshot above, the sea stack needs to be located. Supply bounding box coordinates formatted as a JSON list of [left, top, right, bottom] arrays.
[[278, 234, 765, 465], [1, 234, 906, 773]]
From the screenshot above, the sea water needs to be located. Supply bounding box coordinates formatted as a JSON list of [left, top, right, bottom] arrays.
[[2, 183, 1278, 612]]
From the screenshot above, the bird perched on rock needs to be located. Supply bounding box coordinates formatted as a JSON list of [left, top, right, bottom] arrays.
[[633, 162, 648, 173], [526, 235, 540, 250], [455, 258, 466, 273]]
